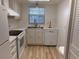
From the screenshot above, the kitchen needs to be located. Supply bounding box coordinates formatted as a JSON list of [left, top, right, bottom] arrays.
[[0, 0, 79, 59]]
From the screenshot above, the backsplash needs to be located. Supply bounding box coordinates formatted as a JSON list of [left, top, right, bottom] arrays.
[[8, 4, 57, 30], [8, 16, 20, 29], [8, 16, 27, 30]]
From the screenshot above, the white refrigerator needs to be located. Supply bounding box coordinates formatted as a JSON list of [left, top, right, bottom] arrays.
[[0, 5, 11, 59]]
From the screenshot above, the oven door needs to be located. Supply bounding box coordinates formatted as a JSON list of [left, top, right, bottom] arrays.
[[18, 32, 25, 59]]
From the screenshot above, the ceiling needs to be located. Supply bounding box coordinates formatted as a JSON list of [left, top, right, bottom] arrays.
[[18, 0, 63, 5]]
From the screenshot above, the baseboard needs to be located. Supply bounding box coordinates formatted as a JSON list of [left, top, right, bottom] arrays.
[[27, 44, 56, 47], [46, 45, 56, 47]]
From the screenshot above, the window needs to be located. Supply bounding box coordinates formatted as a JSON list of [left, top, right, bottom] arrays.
[[29, 7, 45, 24], [29, 0, 50, 2]]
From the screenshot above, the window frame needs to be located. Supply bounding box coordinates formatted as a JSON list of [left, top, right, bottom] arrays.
[[28, 7, 45, 24]]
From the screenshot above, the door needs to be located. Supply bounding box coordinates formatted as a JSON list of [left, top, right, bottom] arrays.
[[35, 29, 44, 45], [68, 0, 79, 59], [0, 41, 11, 59], [27, 29, 35, 44], [0, 5, 9, 45]]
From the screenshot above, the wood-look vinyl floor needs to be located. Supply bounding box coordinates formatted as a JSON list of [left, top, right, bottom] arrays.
[[20, 46, 58, 59]]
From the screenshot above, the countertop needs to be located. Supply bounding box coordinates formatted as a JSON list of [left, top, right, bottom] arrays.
[[9, 27, 58, 30], [44, 28, 57, 30], [9, 28, 26, 31], [9, 28, 26, 42], [9, 36, 17, 42]]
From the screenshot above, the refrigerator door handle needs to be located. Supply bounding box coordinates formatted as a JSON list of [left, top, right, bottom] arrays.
[[0, 40, 8, 46]]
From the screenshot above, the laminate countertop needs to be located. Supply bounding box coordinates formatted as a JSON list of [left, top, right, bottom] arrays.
[[9, 36, 17, 42]]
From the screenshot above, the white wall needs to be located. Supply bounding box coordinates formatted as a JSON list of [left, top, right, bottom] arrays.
[[8, 17, 19, 29], [57, 0, 71, 59], [8, 4, 27, 29], [25, 4, 57, 28], [8, 4, 57, 29], [44, 5, 57, 28], [8, 0, 25, 29]]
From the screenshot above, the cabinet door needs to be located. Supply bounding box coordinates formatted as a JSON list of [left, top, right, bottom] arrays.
[[0, 0, 9, 9], [0, 0, 3, 5], [0, 5, 9, 45], [9, 0, 19, 13], [4, 0, 9, 8], [0, 41, 11, 59], [45, 30, 57, 45], [27, 29, 35, 44], [9, 0, 15, 11], [35, 29, 44, 45], [68, 0, 79, 59]]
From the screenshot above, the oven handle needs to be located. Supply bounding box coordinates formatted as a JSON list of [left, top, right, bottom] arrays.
[[18, 32, 25, 39]]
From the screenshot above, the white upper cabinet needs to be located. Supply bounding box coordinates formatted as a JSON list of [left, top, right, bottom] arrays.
[[3, 0, 9, 8], [9, 0, 20, 13], [0, 0, 9, 8], [0, 0, 20, 17], [8, 0, 20, 17]]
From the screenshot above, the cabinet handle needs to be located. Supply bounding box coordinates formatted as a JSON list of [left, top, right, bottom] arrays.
[[2, 8, 6, 11], [49, 31, 53, 32]]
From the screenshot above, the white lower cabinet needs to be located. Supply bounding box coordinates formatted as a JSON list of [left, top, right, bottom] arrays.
[[35, 29, 44, 45], [27, 28, 44, 45], [27, 29, 35, 45], [27, 28, 58, 45]]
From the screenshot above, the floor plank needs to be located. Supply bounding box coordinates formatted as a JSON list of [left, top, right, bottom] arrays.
[[20, 46, 58, 59]]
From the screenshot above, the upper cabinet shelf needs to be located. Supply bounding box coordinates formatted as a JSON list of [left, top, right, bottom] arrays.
[[9, 0, 18, 12], [0, 0, 9, 8], [8, 0, 20, 17], [0, 0, 20, 17]]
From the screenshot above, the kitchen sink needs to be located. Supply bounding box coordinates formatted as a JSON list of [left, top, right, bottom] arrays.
[[9, 30, 23, 36], [28, 27, 43, 29]]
